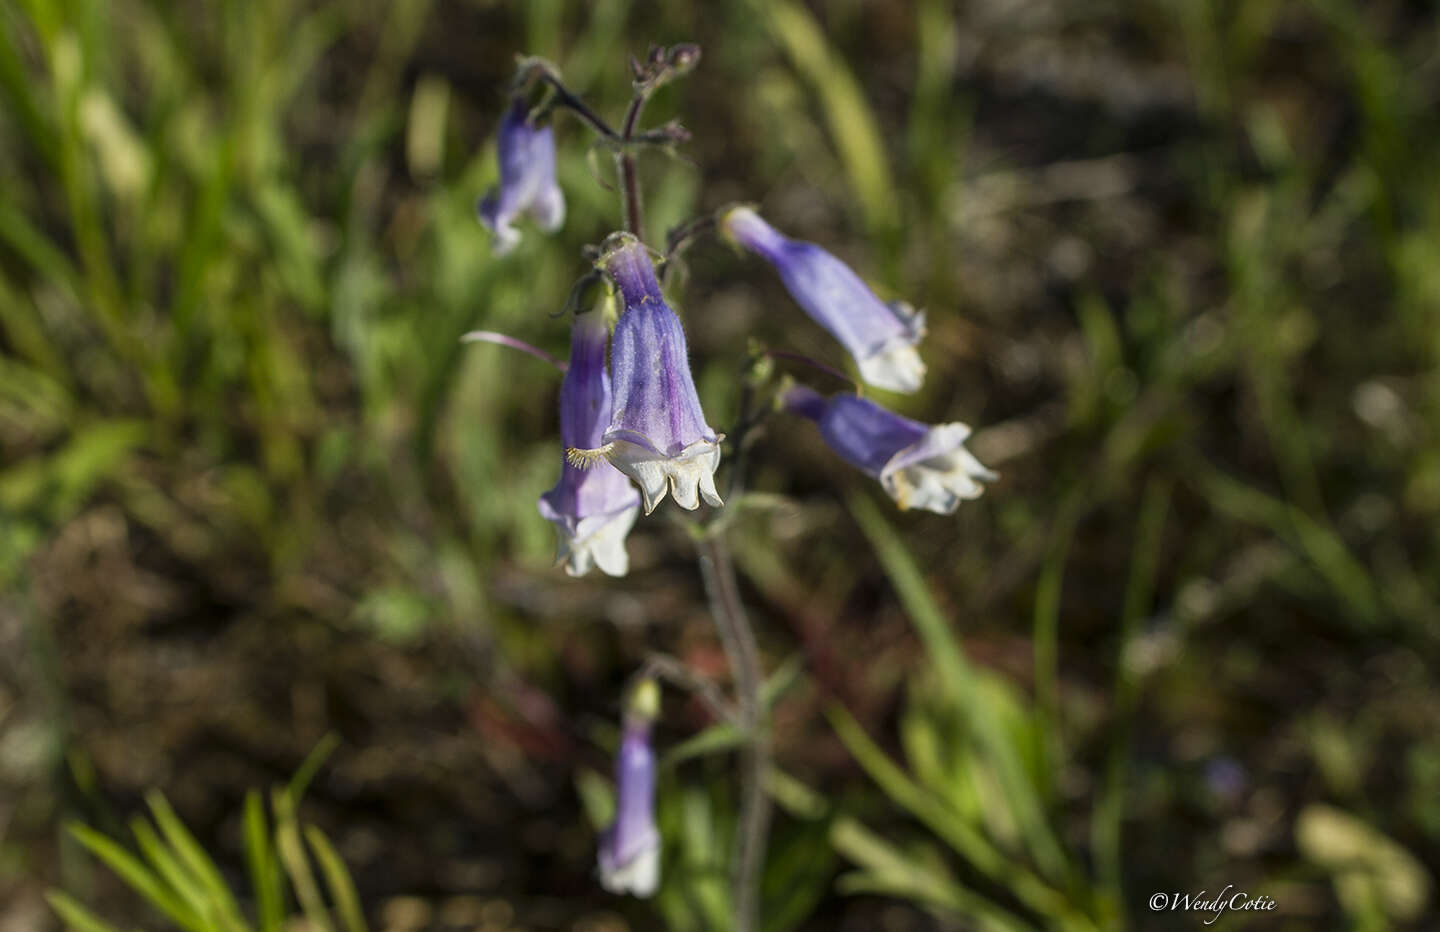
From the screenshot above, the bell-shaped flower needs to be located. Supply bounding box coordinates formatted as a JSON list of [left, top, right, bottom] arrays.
[[721, 206, 927, 393], [598, 680, 661, 898], [573, 233, 722, 514], [477, 99, 565, 255], [783, 384, 996, 514], [537, 309, 642, 577]]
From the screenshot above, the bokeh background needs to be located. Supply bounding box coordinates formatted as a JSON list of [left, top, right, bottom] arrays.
[[2, 0, 1439, 929]]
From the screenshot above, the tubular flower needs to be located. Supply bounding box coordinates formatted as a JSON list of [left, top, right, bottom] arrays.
[[721, 206, 926, 394], [576, 233, 722, 514], [537, 308, 642, 577], [598, 680, 661, 898], [783, 384, 996, 514], [476, 99, 565, 254]]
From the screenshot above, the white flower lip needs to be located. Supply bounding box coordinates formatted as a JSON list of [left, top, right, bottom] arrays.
[[879, 422, 998, 514], [605, 435, 724, 514], [599, 827, 660, 897], [544, 504, 640, 577], [857, 333, 927, 394]]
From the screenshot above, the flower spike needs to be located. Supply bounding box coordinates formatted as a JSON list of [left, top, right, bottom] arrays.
[[722, 206, 927, 393], [477, 99, 566, 255], [592, 233, 723, 514], [537, 308, 642, 577], [782, 384, 996, 514]]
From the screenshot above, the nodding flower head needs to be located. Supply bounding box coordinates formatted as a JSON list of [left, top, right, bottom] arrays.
[[477, 99, 566, 255], [598, 679, 661, 898], [782, 384, 996, 514], [537, 307, 642, 577], [573, 233, 722, 514], [721, 206, 926, 394]]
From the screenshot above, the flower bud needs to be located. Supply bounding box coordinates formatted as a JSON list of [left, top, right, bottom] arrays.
[[722, 206, 926, 393], [477, 99, 566, 255], [598, 680, 661, 898]]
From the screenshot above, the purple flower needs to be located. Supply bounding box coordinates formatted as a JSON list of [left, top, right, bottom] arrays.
[[721, 206, 926, 393], [477, 99, 565, 255], [574, 233, 722, 514], [537, 310, 642, 577], [598, 680, 661, 897], [783, 384, 996, 514]]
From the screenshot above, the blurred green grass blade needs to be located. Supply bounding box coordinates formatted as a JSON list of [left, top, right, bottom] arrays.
[[287, 732, 340, 804], [303, 825, 367, 932], [1093, 478, 1170, 917], [243, 791, 284, 932], [763, 0, 897, 237], [0, 200, 85, 300], [44, 891, 124, 932], [67, 822, 205, 932], [273, 792, 333, 932], [847, 492, 1070, 884], [128, 817, 214, 926], [575, 767, 614, 830], [0, 419, 146, 520], [828, 703, 1087, 926], [830, 818, 1029, 932], [0, 274, 68, 379], [146, 792, 244, 926], [662, 723, 745, 770], [0, 11, 57, 167], [826, 703, 1005, 879], [1196, 465, 1380, 625], [1031, 498, 1080, 806]]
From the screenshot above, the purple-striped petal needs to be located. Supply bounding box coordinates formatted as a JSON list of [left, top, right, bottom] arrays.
[[538, 310, 640, 576], [593, 234, 722, 513]]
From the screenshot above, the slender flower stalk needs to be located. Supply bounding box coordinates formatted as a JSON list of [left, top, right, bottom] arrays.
[[722, 206, 927, 393], [538, 308, 642, 576], [782, 384, 997, 513], [477, 99, 566, 254], [598, 679, 662, 897], [571, 233, 723, 513]]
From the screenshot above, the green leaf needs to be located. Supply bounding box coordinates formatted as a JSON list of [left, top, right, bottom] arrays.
[[287, 733, 340, 805], [273, 792, 333, 932], [847, 493, 1070, 884], [304, 825, 367, 932], [67, 822, 205, 932], [44, 891, 124, 932], [146, 792, 243, 925], [763, 1, 896, 236], [830, 817, 1029, 932], [243, 791, 284, 932]]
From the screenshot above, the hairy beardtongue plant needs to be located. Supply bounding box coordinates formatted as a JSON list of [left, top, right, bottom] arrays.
[[463, 43, 995, 930]]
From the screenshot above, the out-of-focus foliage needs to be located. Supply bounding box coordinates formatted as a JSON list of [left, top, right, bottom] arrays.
[[3, 0, 1440, 928], [49, 737, 366, 932]]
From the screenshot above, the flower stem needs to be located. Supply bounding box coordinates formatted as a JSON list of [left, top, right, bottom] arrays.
[[616, 89, 650, 237], [697, 534, 769, 932]]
